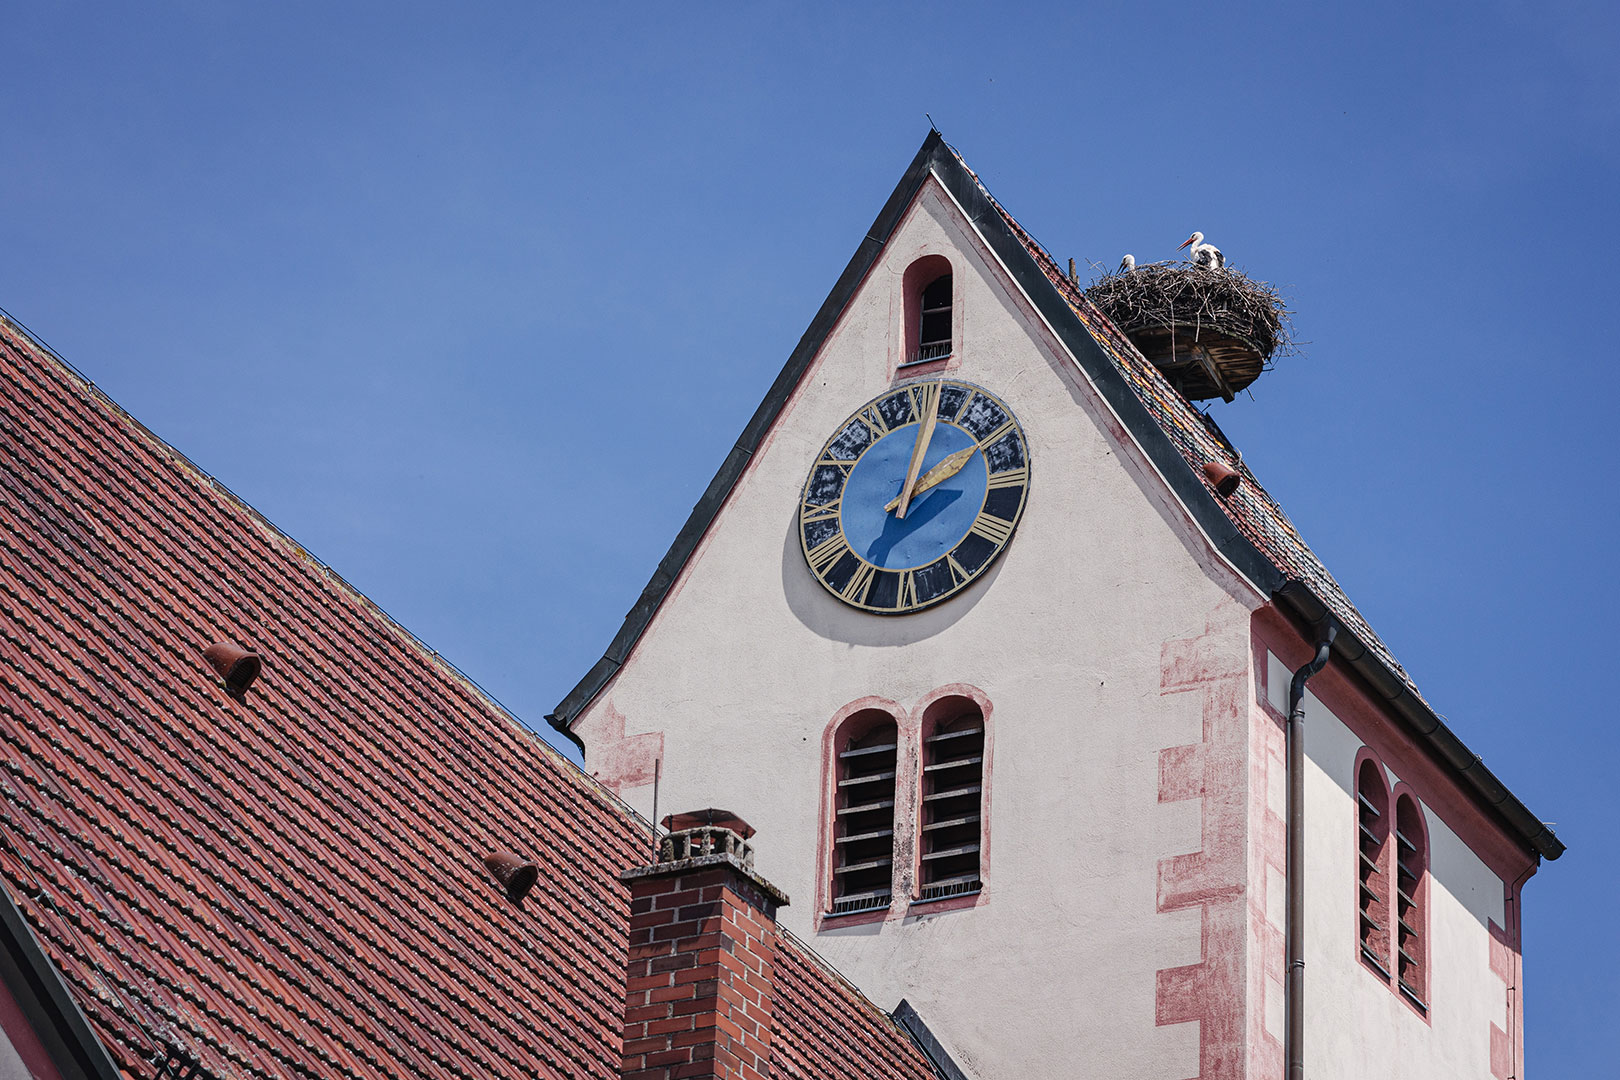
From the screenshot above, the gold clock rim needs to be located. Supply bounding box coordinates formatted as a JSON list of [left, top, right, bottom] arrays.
[[797, 379, 1030, 615]]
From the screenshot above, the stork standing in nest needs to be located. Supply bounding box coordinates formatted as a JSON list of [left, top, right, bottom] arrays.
[[1178, 231, 1225, 270], [1118, 254, 1136, 273]]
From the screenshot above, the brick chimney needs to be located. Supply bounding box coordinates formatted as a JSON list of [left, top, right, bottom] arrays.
[[619, 810, 789, 1080]]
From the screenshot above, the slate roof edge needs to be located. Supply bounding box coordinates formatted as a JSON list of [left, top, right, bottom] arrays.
[[937, 152, 1564, 864], [892, 999, 971, 1080], [0, 880, 122, 1080], [545, 131, 951, 732], [0, 306, 638, 825]]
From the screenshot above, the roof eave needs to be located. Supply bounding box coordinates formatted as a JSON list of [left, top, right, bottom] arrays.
[[1274, 581, 1563, 861]]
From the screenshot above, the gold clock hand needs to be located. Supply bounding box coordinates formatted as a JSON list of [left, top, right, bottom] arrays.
[[894, 382, 941, 519], [883, 446, 976, 513]]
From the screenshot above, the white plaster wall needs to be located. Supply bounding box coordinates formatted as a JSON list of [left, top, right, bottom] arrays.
[[1282, 658, 1510, 1079], [576, 179, 1264, 1079]]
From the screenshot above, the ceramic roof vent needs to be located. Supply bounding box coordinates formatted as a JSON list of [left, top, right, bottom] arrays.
[[1202, 460, 1242, 497], [483, 851, 539, 903], [202, 641, 262, 695]]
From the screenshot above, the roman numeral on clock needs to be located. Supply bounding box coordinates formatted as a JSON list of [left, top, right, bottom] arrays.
[[976, 419, 1016, 449], [898, 570, 918, 609], [840, 561, 876, 604], [969, 511, 1014, 545], [801, 499, 841, 523], [806, 532, 851, 575], [986, 467, 1028, 489]]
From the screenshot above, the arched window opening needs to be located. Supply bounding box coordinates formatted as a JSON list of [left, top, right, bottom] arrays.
[[831, 715, 899, 915], [1356, 759, 1392, 980], [900, 256, 954, 371], [919, 708, 984, 901], [1394, 795, 1429, 1011], [916, 274, 953, 364]]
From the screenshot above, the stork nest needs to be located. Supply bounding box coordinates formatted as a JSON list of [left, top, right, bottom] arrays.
[[1085, 261, 1296, 361]]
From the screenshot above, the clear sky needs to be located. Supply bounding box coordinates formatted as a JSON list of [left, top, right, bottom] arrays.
[[2, 1, 1615, 1070]]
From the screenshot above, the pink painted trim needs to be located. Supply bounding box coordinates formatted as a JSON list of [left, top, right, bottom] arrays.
[[907, 683, 993, 911], [1252, 607, 1536, 883], [815, 696, 907, 930], [1155, 619, 1253, 1080], [1491, 862, 1534, 1080], [585, 699, 664, 793], [896, 254, 963, 380], [1390, 783, 1433, 1023], [0, 964, 65, 1080]]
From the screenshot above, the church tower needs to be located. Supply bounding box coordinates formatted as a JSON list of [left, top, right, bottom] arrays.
[[549, 134, 1560, 1080]]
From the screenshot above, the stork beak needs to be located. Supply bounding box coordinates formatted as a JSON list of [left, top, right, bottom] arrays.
[[1177, 235, 1195, 250]]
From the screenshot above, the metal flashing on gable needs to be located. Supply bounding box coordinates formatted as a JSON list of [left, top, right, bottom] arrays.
[[893, 999, 971, 1080], [546, 132, 950, 735], [0, 882, 122, 1080]]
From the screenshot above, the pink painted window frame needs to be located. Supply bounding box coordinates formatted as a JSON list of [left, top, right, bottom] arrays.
[[1392, 786, 1431, 1015], [1354, 749, 1394, 984], [897, 255, 958, 378], [911, 687, 993, 911], [817, 698, 909, 928], [1352, 747, 1433, 1021], [815, 685, 994, 930]]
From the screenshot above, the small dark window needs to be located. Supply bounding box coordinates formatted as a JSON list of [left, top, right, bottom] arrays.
[[832, 721, 899, 914], [918, 711, 983, 901], [916, 274, 952, 363], [1394, 796, 1428, 1011], [1356, 760, 1392, 979]]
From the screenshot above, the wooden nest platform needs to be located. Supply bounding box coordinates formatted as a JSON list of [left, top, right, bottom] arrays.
[[1085, 262, 1295, 401]]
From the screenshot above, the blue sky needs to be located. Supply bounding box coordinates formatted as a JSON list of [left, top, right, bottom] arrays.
[[2, 1, 1615, 1070]]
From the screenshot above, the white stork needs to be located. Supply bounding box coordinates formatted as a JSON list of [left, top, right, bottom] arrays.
[[1178, 231, 1225, 270], [1118, 254, 1136, 273]]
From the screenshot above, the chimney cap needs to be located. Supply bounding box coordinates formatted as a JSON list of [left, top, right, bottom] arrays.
[[661, 808, 754, 839]]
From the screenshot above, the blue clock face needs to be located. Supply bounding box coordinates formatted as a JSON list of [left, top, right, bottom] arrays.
[[800, 380, 1029, 613]]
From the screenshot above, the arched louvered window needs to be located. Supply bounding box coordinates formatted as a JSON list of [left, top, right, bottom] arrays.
[[918, 708, 984, 901], [900, 256, 954, 371], [831, 715, 899, 915], [916, 274, 953, 363], [1394, 794, 1429, 1012], [1356, 758, 1393, 980]]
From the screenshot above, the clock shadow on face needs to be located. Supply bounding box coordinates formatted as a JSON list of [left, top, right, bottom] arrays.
[[778, 502, 1006, 646], [860, 488, 963, 568]]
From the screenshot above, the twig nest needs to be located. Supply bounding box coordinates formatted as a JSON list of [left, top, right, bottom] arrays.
[[1085, 261, 1295, 402]]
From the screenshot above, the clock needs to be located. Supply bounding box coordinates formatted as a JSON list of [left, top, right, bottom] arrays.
[[799, 379, 1029, 613]]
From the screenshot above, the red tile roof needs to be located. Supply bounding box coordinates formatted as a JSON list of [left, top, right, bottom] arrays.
[[0, 314, 939, 1079], [773, 935, 939, 1080]]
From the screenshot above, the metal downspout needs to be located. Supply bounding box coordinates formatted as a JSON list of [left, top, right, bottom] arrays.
[[1287, 629, 1335, 1080]]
